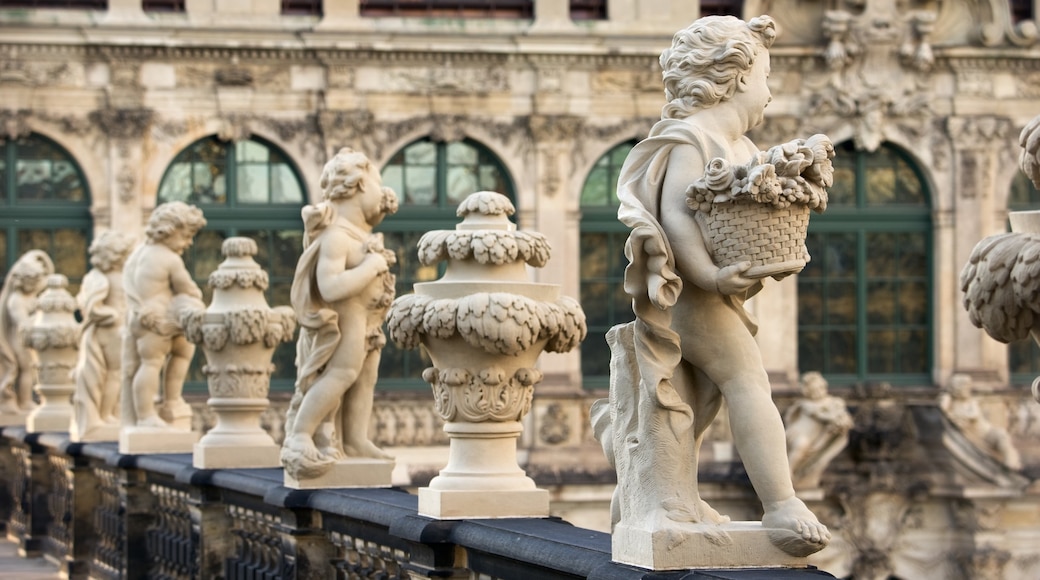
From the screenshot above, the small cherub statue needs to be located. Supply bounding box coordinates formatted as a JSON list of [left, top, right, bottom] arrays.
[[784, 372, 853, 490], [592, 15, 832, 567], [0, 250, 54, 418], [939, 374, 1021, 471], [121, 202, 206, 432], [281, 147, 399, 482], [71, 231, 135, 441]]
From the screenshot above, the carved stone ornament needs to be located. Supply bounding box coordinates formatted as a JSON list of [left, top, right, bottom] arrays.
[[25, 275, 80, 434], [180, 237, 296, 469], [0, 250, 54, 426], [962, 115, 1040, 403], [784, 371, 852, 491], [387, 191, 587, 519], [70, 231, 134, 442], [0, 109, 32, 144]]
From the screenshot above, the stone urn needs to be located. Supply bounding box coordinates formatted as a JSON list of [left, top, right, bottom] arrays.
[[25, 275, 80, 433], [387, 191, 586, 519], [181, 237, 296, 469]]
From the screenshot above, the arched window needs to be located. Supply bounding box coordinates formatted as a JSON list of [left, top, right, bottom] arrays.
[[1007, 171, 1040, 384], [579, 140, 636, 387], [798, 141, 932, 386], [378, 137, 516, 388], [0, 134, 91, 294], [157, 135, 306, 392]]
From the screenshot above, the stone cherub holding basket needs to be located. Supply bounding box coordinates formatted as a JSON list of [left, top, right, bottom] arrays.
[[592, 14, 835, 570], [686, 134, 832, 280]]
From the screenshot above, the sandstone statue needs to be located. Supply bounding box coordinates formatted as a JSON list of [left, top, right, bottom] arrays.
[[784, 372, 853, 490], [0, 250, 54, 420], [71, 231, 134, 441], [939, 373, 1022, 472], [591, 15, 833, 569], [282, 148, 399, 484], [120, 201, 206, 452]]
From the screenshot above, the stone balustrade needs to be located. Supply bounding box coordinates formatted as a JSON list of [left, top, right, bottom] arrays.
[[0, 426, 834, 580]]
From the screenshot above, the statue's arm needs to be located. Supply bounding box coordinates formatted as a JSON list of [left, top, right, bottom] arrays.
[[659, 144, 758, 296], [168, 256, 202, 299], [315, 231, 387, 304]]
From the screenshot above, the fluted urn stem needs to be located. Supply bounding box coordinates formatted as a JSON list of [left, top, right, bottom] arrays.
[[388, 191, 586, 519]]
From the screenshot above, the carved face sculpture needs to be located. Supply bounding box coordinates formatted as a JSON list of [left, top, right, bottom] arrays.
[[359, 165, 398, 227], [731, 50, 772, 130]]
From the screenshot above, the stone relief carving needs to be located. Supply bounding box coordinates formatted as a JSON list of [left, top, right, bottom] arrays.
[[71, 232, 134, 442], [589, 15, 832, 569], [89, 108, 155, 140], [120, 202, 207, 452], [938, 374, 1026, 487], [382, 61, 509, 94], [977, 0, 1039, 47], [784, 372, 853, 491], [281, 148, 399, 485], [0, 250, 54, 422], [387, 190, 586, 519], [0, 109, 32, 143]]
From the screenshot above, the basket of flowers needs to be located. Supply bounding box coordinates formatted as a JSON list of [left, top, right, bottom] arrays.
[[686, 134, 834, 280]]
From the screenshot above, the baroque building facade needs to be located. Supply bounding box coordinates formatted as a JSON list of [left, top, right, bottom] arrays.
[[3, 1, 1040, 578]]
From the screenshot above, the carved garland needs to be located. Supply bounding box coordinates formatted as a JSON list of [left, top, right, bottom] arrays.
[[388, 293, 585, 357], [423, 366, 541, 423], [202, 363, 276, 399], [209, 269, 270, 291], [181, 308, 296, 351], [417, 230, 551, 268]]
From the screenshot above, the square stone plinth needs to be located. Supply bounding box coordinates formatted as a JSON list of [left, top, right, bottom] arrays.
[[119, 427, 198, 455], [193, 442, 280, 469], [418, 488, 550, 519], [26, 412, 71, 434], [283, 458, 394, 489], [613, 521, 811, 570], [0, 412, 28, 428], [70, 423, 121, 443]]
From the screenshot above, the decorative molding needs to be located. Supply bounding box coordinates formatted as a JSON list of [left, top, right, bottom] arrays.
[[89, 108, 155, 140], [0, 109, 32, 142]]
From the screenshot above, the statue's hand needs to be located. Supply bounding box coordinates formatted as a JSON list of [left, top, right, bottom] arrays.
[[365, 251, 390, 276], [714, 262, 757, 295]]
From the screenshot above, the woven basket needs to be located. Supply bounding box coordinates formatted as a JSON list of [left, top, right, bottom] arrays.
[[705, 199, 811, 279]]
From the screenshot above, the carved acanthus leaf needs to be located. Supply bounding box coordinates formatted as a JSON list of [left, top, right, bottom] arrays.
[[423, 365, 540, 422]]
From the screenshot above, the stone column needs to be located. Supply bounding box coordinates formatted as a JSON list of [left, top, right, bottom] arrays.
[[25, 276, 79, 434], [388, 191, 587, 519]]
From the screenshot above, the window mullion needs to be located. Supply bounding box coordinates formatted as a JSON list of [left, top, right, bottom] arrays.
[[437, 143, 448, 208], [856, 229, 868, 380], [227, 142, 237, 208]]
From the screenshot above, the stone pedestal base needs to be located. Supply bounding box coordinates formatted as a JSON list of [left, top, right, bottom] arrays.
[[613, 521, 810, 570], [418, 487, 550, 519], [70, 423, 121, 443], [194, 442, 280, 469], [0, 412, 29, 427], [283, 458, 394, 489], [26, 407, 71, 433], [119, 426, 198, 454]]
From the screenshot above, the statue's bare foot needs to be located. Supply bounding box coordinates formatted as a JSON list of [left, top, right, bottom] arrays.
[[137, 414, 171, 429], [344, 438, 394, 460], [281, 433, 335, 479], [662, 496, 730, 525], [762, 496, 831, 556], [318, 445, 346, 461]]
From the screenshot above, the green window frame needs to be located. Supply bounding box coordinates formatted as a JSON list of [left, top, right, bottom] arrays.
[[579, 140, 636, 388], [0, 134, 91, 295], [1007, 171, 1040, 385], [377, 137, 516, 389], [157, 135, 307, 393], [797, 141, 933, 386]]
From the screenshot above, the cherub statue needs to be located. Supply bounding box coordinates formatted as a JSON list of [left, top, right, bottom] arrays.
[[0, 250, 54, 416], [281, 148, 399, 481], [121, 201, 206, 430], [784, 372, 853, 490], [591, 15, 832, 563], [939, 374, 1021, 471], [72, 231, 135, 440]]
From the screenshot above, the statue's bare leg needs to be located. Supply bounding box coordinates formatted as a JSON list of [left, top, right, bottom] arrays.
[[161, 337, 194, 418], [16, 351, 36, 410], [132, 333, 170, 427], [341, 351, 392, 460]]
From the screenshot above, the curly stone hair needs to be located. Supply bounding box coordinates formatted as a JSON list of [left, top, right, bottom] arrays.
[[659, 15, 776, 120], [145, 201, 207, 244]]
